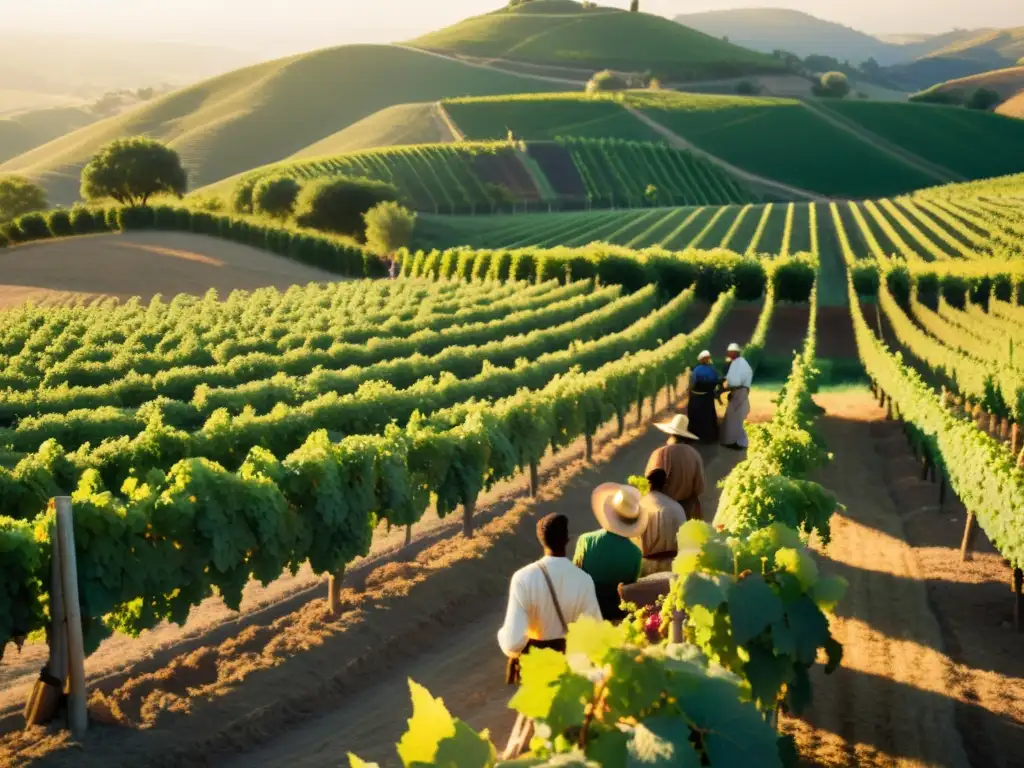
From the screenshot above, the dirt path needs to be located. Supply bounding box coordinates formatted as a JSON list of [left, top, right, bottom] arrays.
[[798, 101, 960, 185], [0, 232, 337, 306], [783, 391, 1023, 768], [218, 395, 773, 768], [623, 105, 826, 203]]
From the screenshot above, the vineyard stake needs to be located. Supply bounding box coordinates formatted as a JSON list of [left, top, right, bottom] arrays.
[[1012, 424, 1021, 457], [55, 497, 87, 738], [49, 518, 68, 698], [959, 511, 977, 562], [462, 498, 476, 538], [938, 474, 946, 510], [584, 433, 593, 463], [636, 398, 643, 426], [920, 456, 930, 482], [1013, 568, 1023, 633], [404, 525, 412, 548], [528, 460, 539, 499], [616, 413, 624, 437]]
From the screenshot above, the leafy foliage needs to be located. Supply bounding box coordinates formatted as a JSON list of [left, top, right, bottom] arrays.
[[364, 201, 417, 255], [294, 176, 399, 239], [0, 175, 47, 223], [81, 137, 188, 206], [252, 175, 301, 219]]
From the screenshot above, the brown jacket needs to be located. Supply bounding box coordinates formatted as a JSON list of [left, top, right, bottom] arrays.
[[645, 443, 706, 516]]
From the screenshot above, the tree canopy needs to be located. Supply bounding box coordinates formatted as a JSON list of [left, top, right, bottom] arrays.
[[80, 137, 188, 206], [252, 175, 302, 219], [364, 201, 417, 255], [0, 176, 48, 223]]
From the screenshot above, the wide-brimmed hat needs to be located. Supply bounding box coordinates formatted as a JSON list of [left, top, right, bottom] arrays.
[[697, 350, 712, 361], [591, 483, 649, 538], [727, 342, 742, 354], [654, 413, 699, 440]]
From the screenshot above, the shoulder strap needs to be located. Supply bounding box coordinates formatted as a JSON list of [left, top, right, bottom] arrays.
[[537, 563, 569, 635]]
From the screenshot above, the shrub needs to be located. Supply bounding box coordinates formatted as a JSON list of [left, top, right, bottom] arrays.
[[0, 221, 22, 243], [967, 88, 1001, 111], [363, 201, 417, 255], [104, 208, 121, 231], [735, 80, 761, 96], [81, 137, 188, 205], [850, 262, 879, 298], [937, 274, 968, 309], [46, 209, 73, 238], [0, 176, 48, 222], [915, 272, 940, 309], [509, 250, 537, 282], [117, 205, 156, 230], [232, 177, 259, 214], [886, 265, 911, 307], [0, 231, 8, 248], [910, 90, 964, 106], [16, 213, 51, 241], [771, 258, 816, 303], [252, 175, 301, 219], [814, 71, 851, 99], [586, 70, 628, 93], [294, 176, 399, 239], [592, 251, 649, 293], [70, 207, 98, 234]]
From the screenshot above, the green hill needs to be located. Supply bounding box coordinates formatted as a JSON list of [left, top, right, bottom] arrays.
[[289, 103, 457, 159], [0, 105, 100, 164], [0, 45, 565, 206], [408, 0, 786, 81]]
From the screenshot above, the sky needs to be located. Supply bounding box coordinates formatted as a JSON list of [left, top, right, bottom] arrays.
[[6, 0, 1024, 57]]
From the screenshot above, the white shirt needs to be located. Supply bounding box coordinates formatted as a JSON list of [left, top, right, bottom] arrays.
[[497, 556, 601, 657], [725, 356, 754, 389]]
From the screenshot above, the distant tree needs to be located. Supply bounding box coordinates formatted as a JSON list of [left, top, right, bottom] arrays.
[[647, 77, 662, 90], [723, 35, 730, 43], [773, 49, 803, 71], [968, 88, 1002, 111], [735, 80, 761, 96], [804, 54, 842, 74], [364, 201, 417, 259], [232, 177, 259, 214], [859, 57, 881, 76], [586, 70, 629, 93], [643, 184, 659, 206], [814, 71, 851, 99], [294, 176, 399, 239], [0, 176, 48, 222], [253, 175, 301, 219], [629, 0, 639, 11], [81, 138, 187, 206], [136, 87, 155, 100]]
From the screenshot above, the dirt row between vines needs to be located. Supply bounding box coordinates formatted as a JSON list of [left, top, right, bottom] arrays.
[[0, 372, 767, 767]]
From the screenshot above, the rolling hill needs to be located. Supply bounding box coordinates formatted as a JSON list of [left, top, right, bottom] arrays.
[[913, 65, 1024, 103], [408, 0, 786, 81], [289, 103, 456, 159], [0, 45, 566, 206], [0, 105, 100, 164]]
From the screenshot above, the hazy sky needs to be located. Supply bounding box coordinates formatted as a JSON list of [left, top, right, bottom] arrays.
[[7, 0, 1024, 56]]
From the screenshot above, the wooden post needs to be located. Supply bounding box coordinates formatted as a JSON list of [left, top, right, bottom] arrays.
[[669, 610, 684, 644], [636, 398, 643, 426], [1012, 424, 1021, 457], [55, 497, 86, 738], [48, 521, 68, 688], [1014, 568, 1023, 633], [1000, 418, 1010, 444], [616, 413, 624, 437], [960, 511, 977, 562], [886, 395, 894, 420], [404, 525, 412, 548], [529, 460, 539, 499], [327, 569, 343, 616], [921, 456, 930, 482], [584, 433, 594, 463], [938, 473, 947, 510], [988, 412, 998, 436], [462, 498, 476, 538]]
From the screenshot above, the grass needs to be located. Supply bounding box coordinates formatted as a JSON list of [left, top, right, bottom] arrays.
[[818, 101, 1024, 181], [289, 103, 455, 159], [444, 94, 663, 142], [0, 45, 565, 205], [408, 0, 785, 81], [623, 91, 937, 198], [0, 105, 99, 164]]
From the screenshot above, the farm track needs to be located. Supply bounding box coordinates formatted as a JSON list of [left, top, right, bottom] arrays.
[[622, 105, 826, 202], [799, 101, 962, 186]]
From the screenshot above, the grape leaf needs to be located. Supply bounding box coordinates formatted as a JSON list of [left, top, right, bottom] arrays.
[[783, 596, 828, 665], [432, 719, 495, 767], [348, 755, 379, 768], [680, 572, 729, 611], [727, 576, 784, 646], [397, 680, 456, 765], [769, 619, 796, 657], [809, 576, 848, 612], [676, 678, 783, 768], [510, 648, 589, 732], [785, 663, 812, 714], [743, 645, 792, 710], [823, 635, 843, 674], [567, 614, 623, 665], [626, 717, 701, 767]]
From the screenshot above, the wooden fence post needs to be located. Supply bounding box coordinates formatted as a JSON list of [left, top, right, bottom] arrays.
[[55, 497, 87, 738], [327, 569, 343, 616], [960, 511, 977, 562], [584, 433, 594, 463], [529, 460, 540, 499], [48, 520, 68, 689], [463, 498, 476, 538]]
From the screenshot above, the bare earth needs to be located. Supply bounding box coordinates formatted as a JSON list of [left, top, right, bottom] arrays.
[[0, 232, 337, 307]]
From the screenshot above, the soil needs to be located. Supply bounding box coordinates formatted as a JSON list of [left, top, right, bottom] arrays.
[[0, 232, 337, 307]]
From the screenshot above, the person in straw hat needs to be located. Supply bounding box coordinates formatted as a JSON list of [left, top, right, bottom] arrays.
[[573, 483, 647, 621], [637, 468, 687, 576], [645, 413, 707, 521], [721, 342, 754, 450], [687, 349, 722, 444]]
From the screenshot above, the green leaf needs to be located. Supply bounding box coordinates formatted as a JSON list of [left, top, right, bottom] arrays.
[[433, 719, 495, 767], [509, 648, 589, 732], [785, 664, 812, 714], [584, 728, 630, 768], [677, 678, 782, 768], [774, 548, 818, 591], [783, 596, 829, 665], [769, 619, 796, 657], [728, 575, 784, 646], [348, 754, 379, 768], [823, 635, 843, 674], [397, 680, 456, 765], [604, 649, 668, 722], [626, 717, 700, 767], [743, 645, 793, 710], [680, 572, 729, 611], [567, 614, 623, 665], [809, 576, 848, 612]]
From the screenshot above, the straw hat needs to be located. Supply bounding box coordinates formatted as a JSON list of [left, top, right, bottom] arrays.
[[654, 413, 699, 440], [727, 342, 742, 354], [698, 350, 712, 361], [591, 483, 649, 538]]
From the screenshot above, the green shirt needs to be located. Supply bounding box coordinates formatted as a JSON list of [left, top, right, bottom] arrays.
[[573, 530, 643, 620]]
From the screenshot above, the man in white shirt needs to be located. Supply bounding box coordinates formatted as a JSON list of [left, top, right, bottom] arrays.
[[497, 513, 601, 668], [721, 342, 753, 450]]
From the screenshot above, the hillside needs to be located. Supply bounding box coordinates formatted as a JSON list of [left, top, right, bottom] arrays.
[[408, 0, 786, 81], [913, 65, 1024, 108], [289, 103, 456, 159], [886, 28, 1024, 90], [0, 105, 100, 164], [0, 45, 565, 206]]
